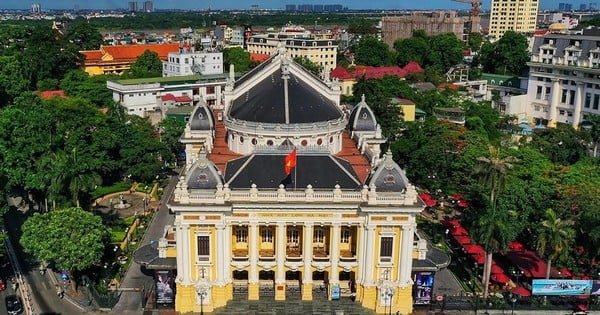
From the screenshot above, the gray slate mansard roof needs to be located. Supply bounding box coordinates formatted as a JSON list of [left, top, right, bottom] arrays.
[[366, 150, 411, 192], [348, 95, 377, 132], [228, 68, 343, 124], [224, 152, 362, 190]]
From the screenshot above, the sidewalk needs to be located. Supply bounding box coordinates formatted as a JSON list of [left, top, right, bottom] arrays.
[[48, 269, 97, 313]]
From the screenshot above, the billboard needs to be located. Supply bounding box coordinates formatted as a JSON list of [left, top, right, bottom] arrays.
[[156, 270, 175, 304], [532, 279, 592, 296], [414, 272, 435, 305]]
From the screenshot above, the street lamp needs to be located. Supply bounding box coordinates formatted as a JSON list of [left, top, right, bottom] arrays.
[[197, 267, 208, 315], [510, 293, 517, 315], [384, 287, 394, 315]]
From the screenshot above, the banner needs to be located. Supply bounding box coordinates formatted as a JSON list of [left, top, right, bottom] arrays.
[[414, 272, 434, 305], [532, 279, 592, 296], [156, 270, 175, 304]]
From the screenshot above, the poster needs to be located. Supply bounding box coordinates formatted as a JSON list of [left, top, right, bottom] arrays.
[[414, 272, 434, 305], [532, 279, 592, 296], [156, 270, 175, 304]]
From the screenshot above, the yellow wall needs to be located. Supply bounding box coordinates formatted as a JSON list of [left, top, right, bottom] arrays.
[[400, 104, 416, 122]]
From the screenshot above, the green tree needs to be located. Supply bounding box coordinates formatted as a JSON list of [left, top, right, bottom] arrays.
[[473, 145, 517, 298], [427, 33, 465, 71], [158, 118, 186, 163], [467, 32, 483, 52], [353, 35, 396, 67], [127, 50, 163, 78], [223, 47, 258, 72], [63, 20, 103, 51], [535, 209, 575, 279], [529, 124, 589, 165], [347, 18, 378, 35], [479, 31, 529, 75], [47, 148, 102, 208], [294, 56, 323, 77], [20, 207, 109, 290], [580, 114, 600, 157], [60, 70, 115, 108], [0, 55, 29, 106], [393, 35, 429, 66]]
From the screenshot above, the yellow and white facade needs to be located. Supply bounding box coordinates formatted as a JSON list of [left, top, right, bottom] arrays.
[[167, 47, 424, 314]]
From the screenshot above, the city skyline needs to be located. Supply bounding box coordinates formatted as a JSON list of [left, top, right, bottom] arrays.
[[0, 0, 574, 11]]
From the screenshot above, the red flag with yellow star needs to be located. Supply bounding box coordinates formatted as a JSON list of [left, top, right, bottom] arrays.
[[284, 149, 297, 175]]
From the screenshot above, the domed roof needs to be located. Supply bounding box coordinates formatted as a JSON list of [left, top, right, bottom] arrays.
[[549, 22, 567, 31], [348, 94, 377, 132], [366, 150, 409, 192], [186, 148, 223, 189], [189, 103, 215, 131], [228, 63, 343, 124]]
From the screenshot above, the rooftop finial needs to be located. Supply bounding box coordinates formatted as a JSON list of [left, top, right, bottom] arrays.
[[361, 94, 366, 103]]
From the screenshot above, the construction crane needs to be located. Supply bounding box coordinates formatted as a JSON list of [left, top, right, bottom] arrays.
[[452, 0, 482, 17]]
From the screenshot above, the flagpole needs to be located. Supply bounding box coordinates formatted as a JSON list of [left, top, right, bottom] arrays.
[[294, 155, 297, 190]]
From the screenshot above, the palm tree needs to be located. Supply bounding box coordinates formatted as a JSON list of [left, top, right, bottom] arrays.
[[535, 208, 575, 279], [50, 148, 102, 208], [473, 145, 517, 299]]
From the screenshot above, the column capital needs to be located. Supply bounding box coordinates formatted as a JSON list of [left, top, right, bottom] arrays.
[[303, 222, 314, 228], [215, 224, 226, 230]]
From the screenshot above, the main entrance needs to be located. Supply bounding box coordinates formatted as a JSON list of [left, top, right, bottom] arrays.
[[312, 271, 329, 300], [259, 270, 275, 297], [232, 270, 248, 299], [285, 270, 301, 299]]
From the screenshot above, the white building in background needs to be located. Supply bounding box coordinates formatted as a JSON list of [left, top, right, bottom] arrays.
[[525, 28, 600, 128], [163, 49, 223, 77]]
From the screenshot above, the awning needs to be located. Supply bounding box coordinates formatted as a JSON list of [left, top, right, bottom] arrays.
[[508, 241, 525, 252], [471, 254, 485, 265], [490, 264, 504, 274], [133, 242, 177, 270], [454, 235, 471, 245], [450, 226, 469, 236], [463, 244, 485, 255], [424, 199, 437, 207], [490, 273, 510, 284], [505, 249, 553, 278], [419, 193, 432, 200]]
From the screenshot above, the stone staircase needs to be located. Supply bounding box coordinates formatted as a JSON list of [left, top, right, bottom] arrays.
[[211, 297, 377, 315]]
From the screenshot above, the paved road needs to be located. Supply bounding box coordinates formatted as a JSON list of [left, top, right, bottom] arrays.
[[111, 173, 179, 314], [4, 207, 87, 315]]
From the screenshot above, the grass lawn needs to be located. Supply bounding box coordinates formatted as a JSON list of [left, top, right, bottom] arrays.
[[91, 182, 132, 200]]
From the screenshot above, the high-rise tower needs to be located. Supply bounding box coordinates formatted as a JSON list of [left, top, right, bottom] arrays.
[[489, 0, 539, 40]]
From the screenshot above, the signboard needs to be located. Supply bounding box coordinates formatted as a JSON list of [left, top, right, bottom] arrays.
[[331, 285, 341, 300], [156, 270, 175, 304], [413, 272, 435, 305], [532, 279, 592, 296], [590, 280, 600, 295]]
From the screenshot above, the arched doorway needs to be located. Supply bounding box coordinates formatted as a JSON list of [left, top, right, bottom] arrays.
[[259, 270, 275, 297], [285, 270, 302, 299], [339, 271, 356, 298], [232, 270, 248, 299], [312, 271, 329, 300]]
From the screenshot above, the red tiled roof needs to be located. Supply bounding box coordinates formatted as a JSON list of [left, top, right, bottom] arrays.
[[250, 53, 271, 63], [352, 66, 407, 79], [161, 94, 176, 101], [395, 98, 415, 105], [36, 90, 66, 99], [438, 83, 460, 90], [209, 110, 242, 174], [80, 50, 103, 63], [101, 43, 179, 62], [330, 66, 353, 80], [534, 29, 551, 36], [175, 96, 191, 102], [336, 132, 371, 183], [403, 61, 424, 74]]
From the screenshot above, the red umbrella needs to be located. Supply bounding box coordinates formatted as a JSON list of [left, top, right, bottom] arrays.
[[450, 226, 469, 236], [450, 193, 465, 200], [419, 193, 432, 200], [511, 286, 531, 297], [457, 200, 469, 208], [490, 264, 504, 274], [560, 268, 573, 277], [508, 241, 524, 251], [490, 273, 511, 284], [424, 199, 437, 207], [454, 235, 471, 245], [471, 254, 485, 264], [463, 244, 485, 255]]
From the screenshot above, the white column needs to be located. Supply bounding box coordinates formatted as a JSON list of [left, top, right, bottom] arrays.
[[175, 220, 186, 283], [276, 222, 286, 284], [182, 224, 192, 283], [249, 223, 259, 284], [330, 223, 341, 283], [223, 225, 232, 283], [356, 224, 366, 283], [216, 224, 226, 284], [363, 225, 376, 284], [573, 82, 584, 128], [549, 78, 561, 124], [303, 223, 314, 283], [398, 225, 415, 285]]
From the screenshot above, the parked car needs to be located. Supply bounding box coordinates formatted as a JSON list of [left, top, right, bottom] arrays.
[[6, 295, 22, 315], [0, 278, 5, 291]]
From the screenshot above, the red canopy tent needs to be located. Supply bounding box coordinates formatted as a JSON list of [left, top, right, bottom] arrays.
[[454, 235, 471, 245], [470, 254, 485, 265], [450, 193, 465, 200], [424, 199, 437, 207], [442, 219, 461, 227], [511, 286, 531, 297], [508, 241, 525, 252], [419, 193, 432, 200], [463, 244, 485, 255], [505, 249, 561, 278], [490, 264, 504, 274], [490, 273, 511, 284], [457, 200, 469, 208], [450, 226, 469, 236]]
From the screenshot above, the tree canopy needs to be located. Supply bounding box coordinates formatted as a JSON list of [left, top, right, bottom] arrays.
[[126, 50, 163, 78], [353, 35, 396, 67], [479, 30, 529, 75], [20, 207, 109, 273]]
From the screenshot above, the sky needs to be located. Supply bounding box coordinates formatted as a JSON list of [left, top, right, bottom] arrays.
[[0, 1, 567, 11]]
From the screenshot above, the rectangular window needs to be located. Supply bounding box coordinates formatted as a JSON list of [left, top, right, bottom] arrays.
[[595, 95, 600, 110], [380, 237, 393, 262], [341, 228, 351, 244], [261, 228, 273, 242], [544, 87, 551, 100], [197, 235, 210, 261], [536, 86, 542, 99], [236, 227, 247, 243], [585, 93, 592, 108], [561, 89, 568, 103], [569, 90, 575, 105], [287, 227, 299, 244], [313, 228, 324, 243]]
